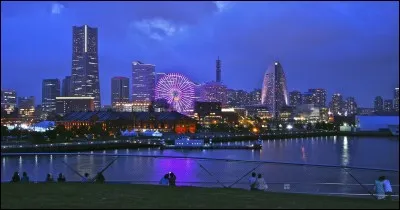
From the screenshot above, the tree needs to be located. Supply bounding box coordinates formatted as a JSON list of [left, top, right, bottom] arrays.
[[30, 131, 45, 143], [1, 125, 9, 137], [54, 124, 66, 135], [45, 129, 57, 140]]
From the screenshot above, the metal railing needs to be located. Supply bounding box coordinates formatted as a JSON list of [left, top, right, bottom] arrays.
[[1, 152, 398, 200]]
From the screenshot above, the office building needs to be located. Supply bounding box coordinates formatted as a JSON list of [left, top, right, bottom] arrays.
[[374, 96, 384, 112], [329, 93, 343, 115], [201, 81, 228, 106], [227, 89, 250, 107], [62, 76, 72, 97], [384, 99, 393, 112], [56, 97, 95, 116], [71, 25, 101, 109], [18, 96, 35, 119], [261, 61, 288, 118], [132, 61, 155, 102], [308, 88, 326, 107], [302, 92, 313, 104], [42, 79, 60, 115], [111, 77, 129, 109], [344, 97, 357, 115], [1, 89, 17, 114], [394, 88, 399, 112], [289, 91, 302, 107], [249, 89, 261, 105]]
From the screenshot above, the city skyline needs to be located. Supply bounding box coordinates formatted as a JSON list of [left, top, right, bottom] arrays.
[[1, 2, 399, 107]]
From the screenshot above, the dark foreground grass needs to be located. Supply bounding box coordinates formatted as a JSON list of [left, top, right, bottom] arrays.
[[1, 183, 398, 209]]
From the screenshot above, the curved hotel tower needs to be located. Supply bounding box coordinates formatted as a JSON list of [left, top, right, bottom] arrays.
[[261, 61, 288, 118]]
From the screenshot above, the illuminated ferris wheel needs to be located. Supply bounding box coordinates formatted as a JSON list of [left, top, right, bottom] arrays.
[[155, 73, 195, 113]]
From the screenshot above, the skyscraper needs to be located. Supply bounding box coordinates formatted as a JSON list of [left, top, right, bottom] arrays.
[[329, 93, 343, 115], [42, 79, 60, 115], [1, 89, 17, 114], [111, 77, 130, 109], [374, 96, 383, 112], [71, 25, 101, 109], [289, 91, 302, 107], [394, 88, 399, 112], [216, 56, 221, 83], [62, 76, 72, 97], [344, 97, 357, 115], [384, 99, 393, 112], [308, 88, 326, 107], [261, 61, 288, 118], [132, 61, 155, 102]]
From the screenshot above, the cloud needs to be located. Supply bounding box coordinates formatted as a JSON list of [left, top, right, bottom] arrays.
[[214, 1, 233, 13], [51, 2, 64, 15], [133, 18, 185, 41]]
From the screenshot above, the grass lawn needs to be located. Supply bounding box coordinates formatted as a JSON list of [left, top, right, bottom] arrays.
[[1, 183, 398, 209]]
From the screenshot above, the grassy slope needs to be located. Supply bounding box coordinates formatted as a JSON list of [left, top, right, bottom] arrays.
[[1, 183, 398, 209]]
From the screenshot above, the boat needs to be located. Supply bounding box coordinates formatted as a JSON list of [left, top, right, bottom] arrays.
[[174, 136, 205, 147]]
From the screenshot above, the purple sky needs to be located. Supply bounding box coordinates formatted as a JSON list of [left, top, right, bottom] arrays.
[[1, 1, 399, 107]]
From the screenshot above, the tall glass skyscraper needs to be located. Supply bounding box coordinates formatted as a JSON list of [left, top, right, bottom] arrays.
[[111, 77, 130, 108], [132, 61, 155, 102], [42, 79, 60, 114], [71, 25, 101, 109], [261, 61, 288, 118]]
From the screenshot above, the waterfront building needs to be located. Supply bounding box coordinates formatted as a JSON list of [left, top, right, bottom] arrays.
[[394, 88, 399, 112], [42, 79, 60, 116], [261, 61, 288, 118], [329, 93, 344, 115], [384, 99, 393, 112], [374, 96, 384, 112], [18, 96, 35, 120], [1, 89, 17, 114], [308, 88, 327, 108], [344, 97, 357, 116], [111, 77, 129, 109], [71, 25, 101, 109], [289, 90, 302, 107], [62, 76, 72, 97], [57, 111, 197, 134], [132, 61, 155, 102]]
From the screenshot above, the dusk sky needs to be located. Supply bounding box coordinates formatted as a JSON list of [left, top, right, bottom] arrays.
[[1, 1, 399, 107]]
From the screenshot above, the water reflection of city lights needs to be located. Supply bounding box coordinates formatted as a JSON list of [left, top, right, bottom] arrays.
[[342, 136, 349, 166]]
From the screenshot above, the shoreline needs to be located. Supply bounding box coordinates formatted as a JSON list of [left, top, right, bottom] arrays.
[[1, 131, 396, 153]]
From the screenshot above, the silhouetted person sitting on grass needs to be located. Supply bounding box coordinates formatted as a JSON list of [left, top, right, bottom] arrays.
[[168, 172, 176, 186], [57, 173, 66, 182], [82, 173, 90, 183], [46, 173, 54, 182], [94, 172, 105, 183], [21, 172, 30, 183], [249, 172, 257, 191], [159, 174, 169, 186], [11, 172, 20, 183]]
